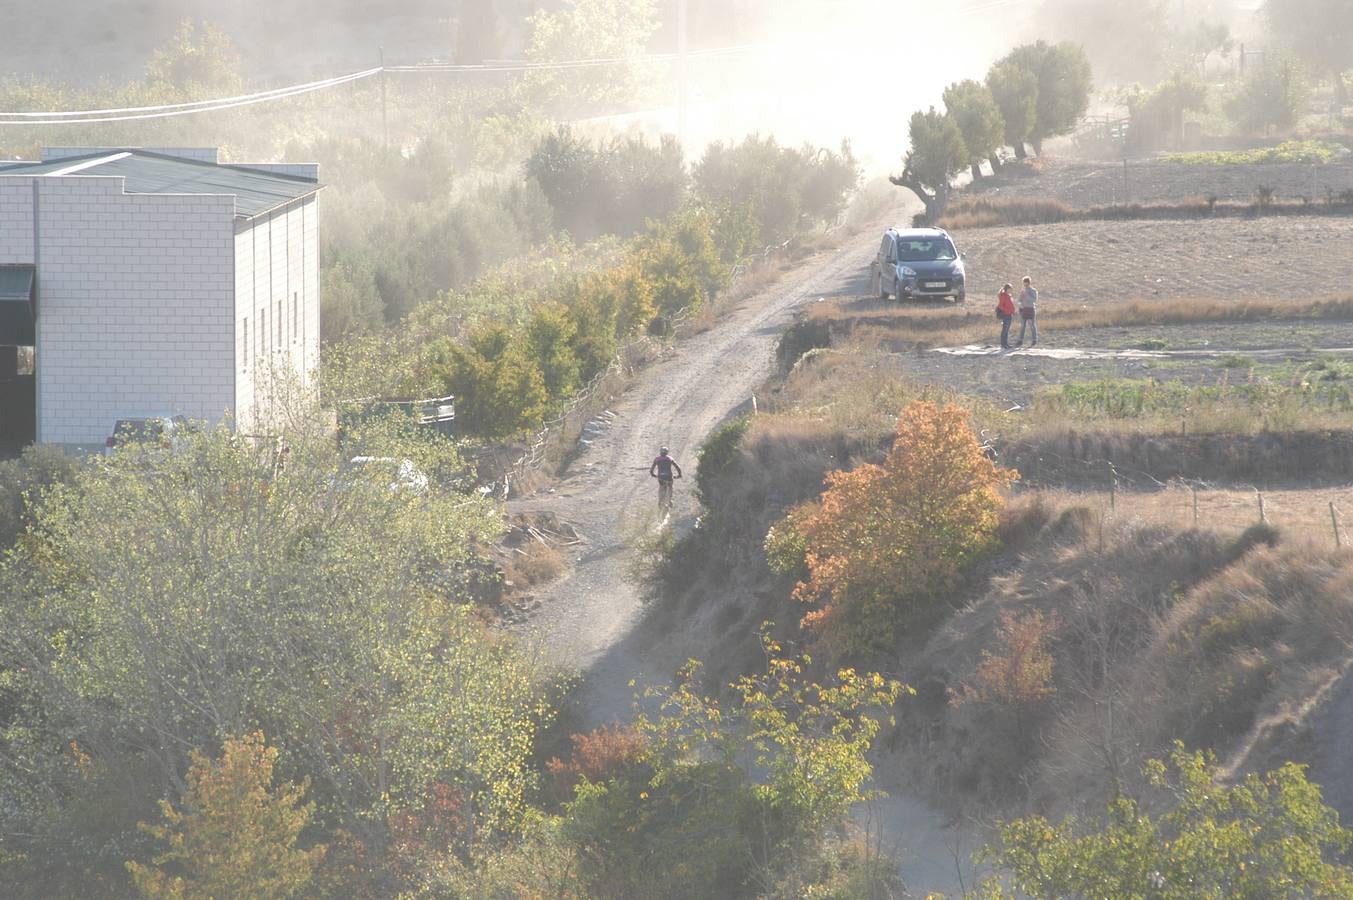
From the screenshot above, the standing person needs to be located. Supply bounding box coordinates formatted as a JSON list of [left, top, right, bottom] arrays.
[[650, 446, 682, 513], [1017, 275, 1038, 346], [996, 283, 1016, 350]]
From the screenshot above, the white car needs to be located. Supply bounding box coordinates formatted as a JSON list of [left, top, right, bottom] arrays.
[[345, 456, 429, 495]]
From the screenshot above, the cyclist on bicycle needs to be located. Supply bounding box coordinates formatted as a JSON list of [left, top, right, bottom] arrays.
[[650, 446, 682, 511]]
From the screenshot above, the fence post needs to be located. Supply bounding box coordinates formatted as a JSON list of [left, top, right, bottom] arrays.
[[1108, 463, 1117, 512], [751, 394, 758, 415], [1191, 486, 1199, 528], [1257, 490, 1267, 524], [1332, 502, 1343, 549]]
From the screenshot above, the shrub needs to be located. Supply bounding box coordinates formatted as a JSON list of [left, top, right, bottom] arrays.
[[558, 640, 901, 898], [0, 444, 76, 550], [127, 732, 324, 899], [525, 127, 688, 241], [694, 417, 749, 509], [426, 325, 549, 439], [981, 744, 1353, 898], [781, 399, 1016, 657], [1226, 54, 1312, 133], [693, 136, 859, 248]]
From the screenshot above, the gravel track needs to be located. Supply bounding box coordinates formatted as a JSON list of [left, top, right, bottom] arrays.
[[511, 208, 975, 896]]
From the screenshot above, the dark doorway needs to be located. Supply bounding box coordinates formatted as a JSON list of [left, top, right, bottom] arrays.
[[0, 346, 35, 458]]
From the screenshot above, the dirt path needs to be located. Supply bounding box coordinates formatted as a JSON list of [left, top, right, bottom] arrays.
[[512, 209, 974, 897], [515, 232, 879, 712]]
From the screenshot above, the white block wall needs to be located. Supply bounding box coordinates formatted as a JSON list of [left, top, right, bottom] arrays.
[[27, 176, 237, 446], [234, 195, 320, 433], [0, 180, 35, 260]]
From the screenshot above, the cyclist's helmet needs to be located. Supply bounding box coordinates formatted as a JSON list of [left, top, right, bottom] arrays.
[[660, 446, 669, 455]]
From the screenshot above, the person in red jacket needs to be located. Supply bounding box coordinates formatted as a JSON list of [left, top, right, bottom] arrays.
[[996, 283, 1016, 350]]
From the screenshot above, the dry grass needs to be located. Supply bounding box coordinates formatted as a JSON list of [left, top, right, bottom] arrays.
[[794, 295, 1353, 354], [1028, 485, 1353, 549], [938, 193, 1353, 230]]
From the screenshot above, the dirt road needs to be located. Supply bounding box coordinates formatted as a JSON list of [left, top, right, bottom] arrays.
[[516, 231, 879, 710], [513, 209, 973, 896]]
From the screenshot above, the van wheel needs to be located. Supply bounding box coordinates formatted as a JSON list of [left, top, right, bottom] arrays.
[[956, 291, 966, 303], [878, 274, 889, 300]]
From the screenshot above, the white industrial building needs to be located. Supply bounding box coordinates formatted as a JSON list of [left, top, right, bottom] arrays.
[[0, 147, 321, 451]]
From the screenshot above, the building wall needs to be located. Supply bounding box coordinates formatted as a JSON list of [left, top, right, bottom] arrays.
[[233, 195, 320, 433], [0, 180, 35, 261], [24, 176, 237, 447]]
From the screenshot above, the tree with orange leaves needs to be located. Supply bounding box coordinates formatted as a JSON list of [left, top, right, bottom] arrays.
[[769, 399, 1015, 657]]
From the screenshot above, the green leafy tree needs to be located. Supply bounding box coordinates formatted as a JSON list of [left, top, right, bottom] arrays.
[[637, 206, 729, 317], [1264, 0, 1353, 106], [1130, 69, 1210, 149], [944, 80, 1006, 179], [0, 419, 550, 892], [890, 107, 968, 226], [127, 732, 324, 900], [144, 19, 243, 100], [1227, 54, 1312, 133], [526, 301, 581, 400], [1003, 40, 1094, 154], [522, 0, 661, 117], [980, 743, 1353, 898], [428, 323, 550, 439], [987, 59, 1039, 159]]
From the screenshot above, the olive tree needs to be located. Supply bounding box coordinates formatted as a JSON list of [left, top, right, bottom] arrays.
[[987, 60, 1039, 159], [943, 79, 1006, 178], [890, 107, 968, 225]]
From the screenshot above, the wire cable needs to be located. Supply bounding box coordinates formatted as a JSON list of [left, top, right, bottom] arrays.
[[1, 67, 382, 118], [0, 68, 380, 125]]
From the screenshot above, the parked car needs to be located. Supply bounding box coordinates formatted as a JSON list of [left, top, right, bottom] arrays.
[[343, 456, 429, 495], [872, 227, 966, 302], [103, 415, 192, 456]]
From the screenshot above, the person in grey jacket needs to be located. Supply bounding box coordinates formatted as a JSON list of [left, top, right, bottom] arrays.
[[1016, 275, 1038, 347]]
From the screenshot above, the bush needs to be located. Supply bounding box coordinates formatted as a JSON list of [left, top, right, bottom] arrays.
[[0, 444, 76, 550], [694, 417, 749, 509], [693, 136, 859, 249], [1227, 54, 1312, 133], [426, 324, 550, 440], [982, 744, 1353, 898], [525, 126, 688, 241]]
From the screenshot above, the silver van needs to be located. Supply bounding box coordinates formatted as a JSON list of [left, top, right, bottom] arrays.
[[872, 227, 966, 302]]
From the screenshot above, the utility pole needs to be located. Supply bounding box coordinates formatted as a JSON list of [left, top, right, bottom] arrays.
[[677, 0, 688, 150], [380, 46, 388, 150]]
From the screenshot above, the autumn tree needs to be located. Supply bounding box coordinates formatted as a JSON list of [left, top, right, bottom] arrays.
[[771, 400, 1016, 657], [959, 609, 1060, 745], [944, 80, 1006, 178], [890, 108, 968, 225], [980, 744, 1353, 898], [127, 732, 324, 900]]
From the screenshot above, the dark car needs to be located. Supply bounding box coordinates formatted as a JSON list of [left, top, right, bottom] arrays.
[[872, 227, 966, 302]]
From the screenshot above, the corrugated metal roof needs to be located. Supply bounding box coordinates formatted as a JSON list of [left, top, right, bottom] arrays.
[[0, 150, 321, 219]]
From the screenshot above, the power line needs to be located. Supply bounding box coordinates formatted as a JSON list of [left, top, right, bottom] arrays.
[[0, 45, 765, 126], [0, 68, 380, 125], [0, 68, 382, 118]]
